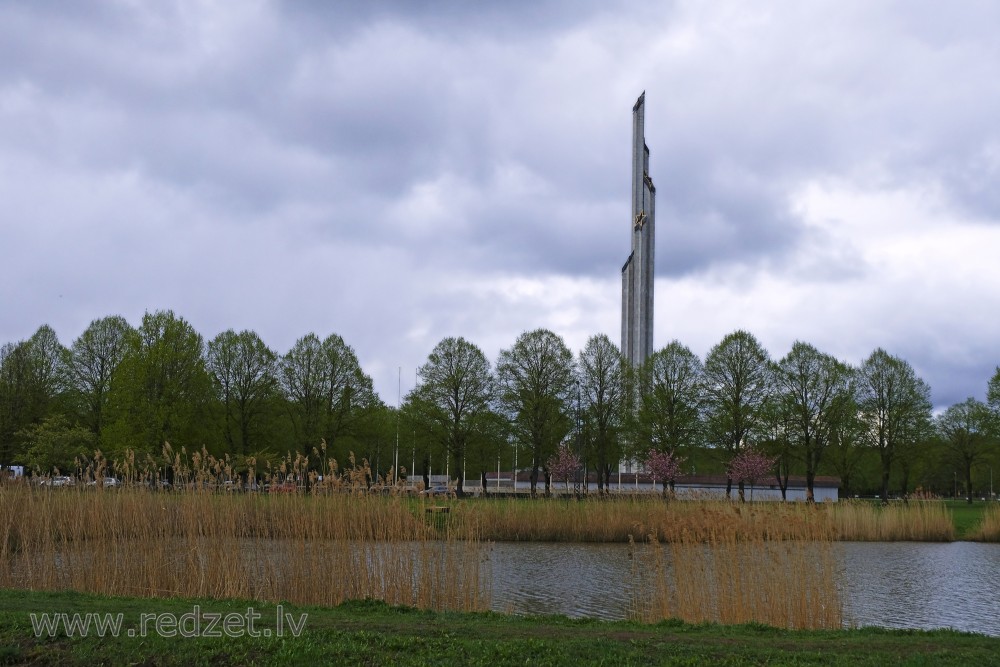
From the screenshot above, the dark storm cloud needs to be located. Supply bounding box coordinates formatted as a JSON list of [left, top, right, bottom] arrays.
[[2, 0, 999, 409], [278, 0, 621, 41]]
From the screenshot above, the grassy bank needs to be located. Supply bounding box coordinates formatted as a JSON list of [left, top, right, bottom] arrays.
[[1, 589, 998, 667]]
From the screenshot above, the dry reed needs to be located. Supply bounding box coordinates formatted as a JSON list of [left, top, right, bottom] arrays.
[[0, 483, 488, 613], [630, 534, 843, 629], [440, 497, 954, 543], [1, 460, 961, 632], [969, 504, 1000, 542], [828, 500, 954, 541]]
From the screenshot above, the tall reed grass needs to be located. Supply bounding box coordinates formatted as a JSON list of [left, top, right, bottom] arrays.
[[439, 497, 954, 543], [1, 471, 960, 632], [827, 500, 954, 541], [969, 504, 1000, 542], [630, 534, 842, 630], [0, 483, 488, 612]]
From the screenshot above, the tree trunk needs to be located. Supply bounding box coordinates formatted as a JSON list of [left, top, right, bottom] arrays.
[[880, 464, 891, 504]]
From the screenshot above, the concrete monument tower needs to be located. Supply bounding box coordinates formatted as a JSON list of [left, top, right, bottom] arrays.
[[621, 92, 655, 367]]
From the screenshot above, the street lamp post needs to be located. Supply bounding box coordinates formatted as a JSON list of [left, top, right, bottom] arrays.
[[575, 380, 582, 495], [394, 367, 400, 483]]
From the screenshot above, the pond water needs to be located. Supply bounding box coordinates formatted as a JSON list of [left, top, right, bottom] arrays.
[[487, 541, 1000, 637]]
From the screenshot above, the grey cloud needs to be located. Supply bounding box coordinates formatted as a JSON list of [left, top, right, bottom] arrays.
[[3, 0, 1000, 407]]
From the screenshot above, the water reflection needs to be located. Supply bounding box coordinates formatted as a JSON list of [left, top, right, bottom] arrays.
[[840, 542, 1000, 636], [489, 543, 634, 621], [487, 541, 1000, 636]]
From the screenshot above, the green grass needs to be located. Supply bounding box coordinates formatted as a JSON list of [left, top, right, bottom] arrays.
[[1, 589, 999, 666], [942, 500, 991, 539]]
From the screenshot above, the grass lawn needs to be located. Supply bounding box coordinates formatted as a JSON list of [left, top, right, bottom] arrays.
[[942, 500, 992, 539], [1, 589, 999, 666]]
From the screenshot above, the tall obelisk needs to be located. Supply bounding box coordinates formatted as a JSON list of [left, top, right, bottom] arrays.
[[621, 92, 655, 367]]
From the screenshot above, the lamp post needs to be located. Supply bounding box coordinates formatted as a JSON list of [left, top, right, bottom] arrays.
[[574, 380, 582, 495], [394, 367, 400, 483]]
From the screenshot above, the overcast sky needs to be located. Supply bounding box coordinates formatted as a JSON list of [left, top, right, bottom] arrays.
[[2, 1, 998, 410]]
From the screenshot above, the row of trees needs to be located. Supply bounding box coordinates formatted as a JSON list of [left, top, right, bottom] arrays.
[[2, 312, 1000, 501], [0, 312, 389, 478], [400, 329, 1000, 502]]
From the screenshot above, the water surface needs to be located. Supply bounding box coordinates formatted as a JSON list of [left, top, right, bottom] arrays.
[[487, 541, 1000, 636]]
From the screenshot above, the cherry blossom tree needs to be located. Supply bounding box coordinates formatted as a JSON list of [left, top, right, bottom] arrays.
[[645, 449, 684, 498], [546, 443, 581, 495], [727, 447, 775, 502]]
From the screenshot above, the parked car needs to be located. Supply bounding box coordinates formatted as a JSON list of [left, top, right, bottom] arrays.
[[47, 476, 75, 487], [420, 485, 451, 497], [86, 477, 120, 487]]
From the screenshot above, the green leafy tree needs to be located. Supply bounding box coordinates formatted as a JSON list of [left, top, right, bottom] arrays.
[[206, 329, 279, 457], [988, 367, 1000, 434], [63, 315, 133, 445], [0, 327, 69, 464], [497, 329, 575, 495], [773, 342, 853, 502], [758, 394, 795, 500], [279, 334, 325, 450], [280, 334, 380, 463], [28, 325, 66, 408], [824, 372, 869, 498], [104, 310, 214, 455], [0, 341, 36, 463], [936, 398, 994, 504], [856, 349, 932, 503], [21, 415, 94, 474], [318, 334, 380, 462], [578, 334, 625, 492], [703, 330, 772, 498], [409, 337, 495, 496], [634, 341, 704, 483]]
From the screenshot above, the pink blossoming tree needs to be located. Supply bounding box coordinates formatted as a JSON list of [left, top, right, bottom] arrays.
[[645, 449, 684, 498], [727, 447, 776, 502], [546, 443, 581, 494]]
